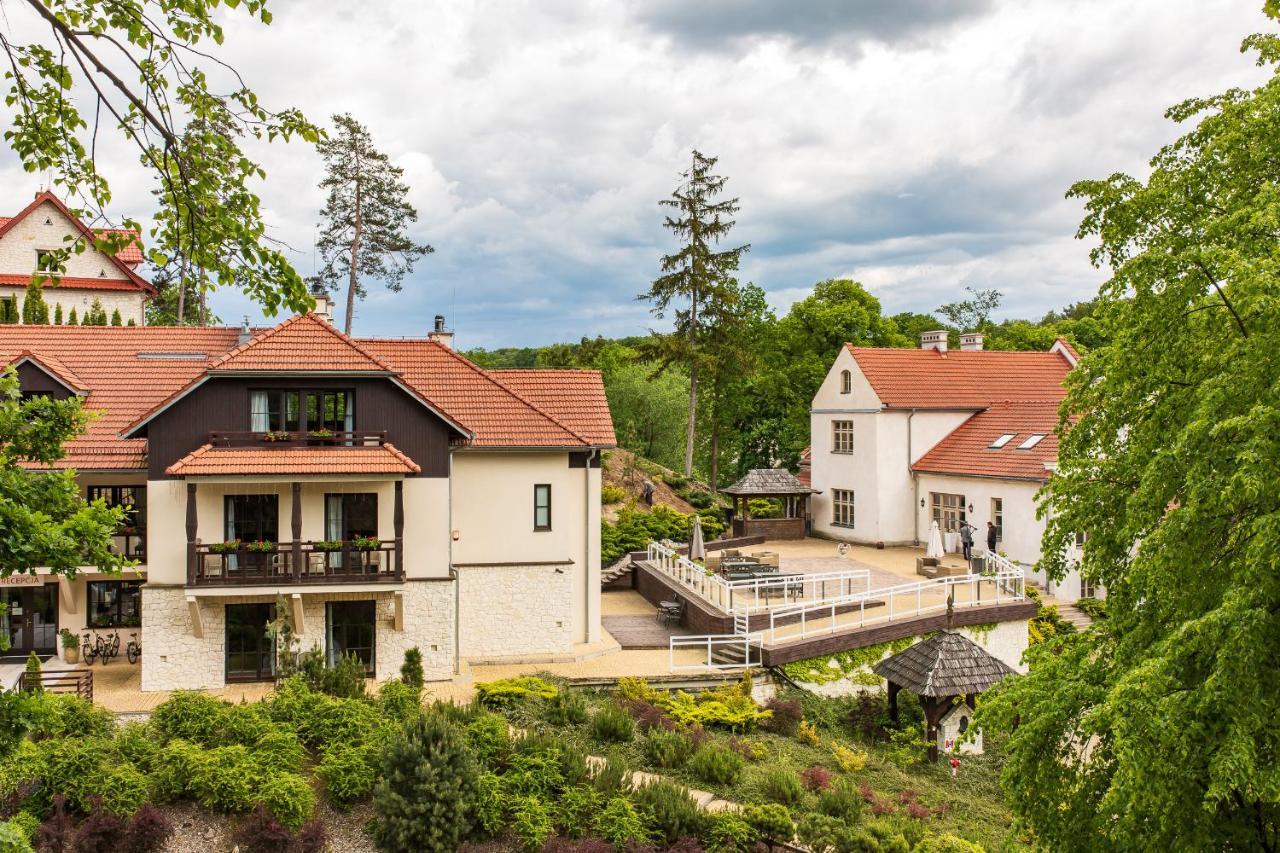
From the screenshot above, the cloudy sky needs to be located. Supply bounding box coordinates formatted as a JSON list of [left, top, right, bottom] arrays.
[[1, 1, 1271, 346]]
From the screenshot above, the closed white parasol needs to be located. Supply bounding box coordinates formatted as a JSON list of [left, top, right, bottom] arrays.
[[926, 520, 945, 559], [689, 515, 706, 562]]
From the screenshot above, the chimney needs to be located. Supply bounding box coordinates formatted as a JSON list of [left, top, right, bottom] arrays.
[[237, 316, 252, 346], [428, 314, 454, 350], [920, 330, 948, 353], [309, 281, 334, 323], [959, 332, 984, 352]]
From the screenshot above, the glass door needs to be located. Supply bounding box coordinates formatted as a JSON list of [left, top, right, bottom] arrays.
[[326, 600, 375, 675], [225, 603, 275, 682], [0, 585, 58, 656], [324, 493, 377, 571]]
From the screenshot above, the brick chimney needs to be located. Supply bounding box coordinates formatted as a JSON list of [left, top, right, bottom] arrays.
[[959, 332, 984, 352], [428, 314, 454, 350], [920, 330, 948, 353]]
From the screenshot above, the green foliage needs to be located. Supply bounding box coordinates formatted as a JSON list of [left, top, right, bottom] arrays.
[[555, 785, 602, 839], [783, 638, 916, 686], [253, 729, 306, 775], [476, 676, 559, 707], [83, 298, 108, 326], [743, 803, 793, 845], [601, 484, 627, 505], [883, 727, 930, 770], [0, 819, 33, 853], [510, 795, 555, 851], [702, 809, 758, 853], [371, 714, 480, 852], [150, 690, 230, 745], [797, 813, 910, 853], [601, 503, 724, 565], [591, 750, 632, 798], [256, 772, 315, 831], [630, 779, 703, 844], [589, 704, 635, 744], [376, 679, 423, 723], [52, 303, 62, 325], [399, 647, 425, 689], [544, 689, 589, 726], [465, 712, 514, 768], [21, 654, 41, 695], [318, 651, 368, 699], [1072, 596, 1107, 620], [656, 681, 770, 731], [316, 741, 378, 807], [109, 308, 123, 326], [643, 727, 694, 768], [818, 780, 865, 823], [912, 834, 985, 853], [759, 768, 804, 806], [20, 280, 48, 325], [688, 744, 743, 786], [472, 772, 505, 838], [596, 797, 648, 851], [190, 745, 258, 812]]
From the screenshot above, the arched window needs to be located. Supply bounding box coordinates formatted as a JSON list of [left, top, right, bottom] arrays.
[[840, 370, 852, 394]]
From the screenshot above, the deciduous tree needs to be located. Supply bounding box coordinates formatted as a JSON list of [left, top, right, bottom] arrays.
[[978, 14, 1280, 850], [315, 114, 433, 334]]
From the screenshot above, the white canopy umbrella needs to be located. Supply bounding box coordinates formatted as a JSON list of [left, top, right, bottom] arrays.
[[926, 520, 945, 559], [689, 515, 706, 562]]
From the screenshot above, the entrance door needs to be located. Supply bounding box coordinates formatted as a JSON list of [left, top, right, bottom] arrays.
[[326, 600, 376, 675], [324, 493, 377, 569], [0, 585, 59, 657], [225, 602, 275, 682]]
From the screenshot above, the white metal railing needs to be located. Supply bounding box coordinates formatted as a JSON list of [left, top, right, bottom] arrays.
[[669, 634, 761, 671], [763, 568, 1026, 645], [646, 541, 871, 615]]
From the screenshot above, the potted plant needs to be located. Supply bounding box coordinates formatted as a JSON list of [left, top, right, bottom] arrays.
[[60, 628, 79, 664], [264, 430, 293, 443], [308, 427, 335, 445], [351, 535, 380, 551], [313, 540, 345, 552], [245, 540, 277, 553], [209, 539, 241, 554]]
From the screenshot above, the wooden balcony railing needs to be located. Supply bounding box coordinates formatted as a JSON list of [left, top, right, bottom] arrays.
[[189, 540, 402, 586], [20, 669, 93, 701], [206, 430, 388, 448]]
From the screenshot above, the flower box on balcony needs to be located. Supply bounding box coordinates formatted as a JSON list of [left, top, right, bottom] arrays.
[[351, 536, 381, 551], [244, 540, 277, 554], [313, 541, 345, 552], [209, 539, 242, 555]]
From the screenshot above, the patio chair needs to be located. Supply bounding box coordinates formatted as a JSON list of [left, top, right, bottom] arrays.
[[751, 551, 780, 568], [657, 596, 685, 627]]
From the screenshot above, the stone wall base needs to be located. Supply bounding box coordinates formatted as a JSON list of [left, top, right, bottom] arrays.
[[458, 564, 575, 658]]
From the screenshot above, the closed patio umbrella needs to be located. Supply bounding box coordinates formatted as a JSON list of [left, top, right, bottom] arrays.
[[926, 520, 945, 560], [689, 515, 706, 562]]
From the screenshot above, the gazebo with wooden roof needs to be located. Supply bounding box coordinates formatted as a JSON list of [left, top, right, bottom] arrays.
[[722, 468, 818, 540], [873, 629, 1015, 761]]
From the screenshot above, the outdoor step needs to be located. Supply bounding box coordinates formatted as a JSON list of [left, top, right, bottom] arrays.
[[1054, 603, 1094, 629]]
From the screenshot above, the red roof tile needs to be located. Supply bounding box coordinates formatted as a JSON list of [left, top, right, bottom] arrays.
[[166, 442, 421, 476], [7, 349, 89, 394], [0, 274, 147, 293], [910, 401, 1063, 481], [488, 369, 617, 446], [846, 345, 1072, 409], [210, 313, 393, 373]]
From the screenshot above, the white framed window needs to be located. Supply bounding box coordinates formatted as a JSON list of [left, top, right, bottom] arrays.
[[989, 433, 1016, 449], [991, 498, 1003, 543], [832, 421, 854, 454], [931, 492, 966, 532], [1074, 530, 1088, 547], [840, 370, 852, 394], [1018, 434, 1046, 449], [832, 489, 855, 528], [1080, 576, 1097, 599]]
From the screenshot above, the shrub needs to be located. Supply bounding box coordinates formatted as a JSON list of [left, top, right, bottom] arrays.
[[191, 745, 258, 812], [797, 813, 869, 853], [472, 772, 505, 839], [255, 729, 306, 775], [624, 699, 675, 732], [24, 693, 114, 741], [1074, 596, 1107, 620], [557, 740, 592, 788], [590, 705, 635, 744], [643, 728, 693, 769], [616, 677, 662, 704], [114, 721, 161, 771], [33, 796, 74, 853], [475, 676, 558, 707], [743, 804, 793, 845], [504, 746, 567, 798], [659, 680, 769, 731], [40, 736, 121, 813], [763, 698, 803, 736], [0, 820, 32, 853], [71, 798, 125, 853], [322, 651, 368, 699], [465, 713, 513, 768], [222, 702, 275, 746], [601, 484, 627, 504], [511, 796, 555, 851], [760, 770, 804, 807], [377, 679, 423, 723], [98, 762, 151, 816], [122, 804, 173, 853], [257, 773, 315, 831], [232, 804, 293, 853], [701, 810, 757, 853], [306, 695, 384, 749], [725, 737, 767, 762], [150, 691, 229, 745], [596, 797, 647, 851], [544, 690, 589, 726], [796, 720, 820, 745], [556, 785, 602, 839], [914, 832, 985, 852], [831, 742, 868, 774], [400, 647, 425, 688], [630, 780, 702, 844], [372, 714, 480, 852], [21, 653, 41, 696], [817, 780, 865, 823], [801, 765, 833, 792], [688, 745, 743, 787], [591, 750, 632, 798], [317, 741, 378, 807], [152, 739, 205, 801]]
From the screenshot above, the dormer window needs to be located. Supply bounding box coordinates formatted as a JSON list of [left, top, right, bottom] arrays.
[[250, 389, 352, 434], [250, 390, 301, 432], [1018, 434, 1046, 450], [989, 433, 1016, 449], [840, 370, 852, 394]]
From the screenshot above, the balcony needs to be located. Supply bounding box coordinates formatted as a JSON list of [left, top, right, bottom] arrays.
[[189, 540, 402, 586], [207, 430, 388, 448]]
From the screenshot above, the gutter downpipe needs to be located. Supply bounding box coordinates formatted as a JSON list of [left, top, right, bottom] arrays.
[[584, 447, 599, 643], [908, 408, 920, 546]]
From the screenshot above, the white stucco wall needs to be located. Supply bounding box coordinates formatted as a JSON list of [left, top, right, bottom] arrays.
[[0, 285, 145, 327], [915, 473, 1044, 567]]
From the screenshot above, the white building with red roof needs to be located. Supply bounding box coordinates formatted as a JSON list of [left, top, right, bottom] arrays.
[[809, 331, 1095, 602], [0, 191, 153, 326], [2, 300, 616, 688]]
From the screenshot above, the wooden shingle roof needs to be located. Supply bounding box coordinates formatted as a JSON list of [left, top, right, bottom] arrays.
[[873, 630, 1015, 697], [722, 468, 817, 496]]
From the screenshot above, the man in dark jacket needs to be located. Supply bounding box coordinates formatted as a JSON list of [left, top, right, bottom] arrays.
[[959, 521, 976, 561], [986, 521, 998, 553]]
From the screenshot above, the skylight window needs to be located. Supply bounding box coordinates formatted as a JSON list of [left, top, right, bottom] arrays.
[[1018, 434, 1046, 450], [136, 352, 208, 361], [989, 433, 1016, 449]]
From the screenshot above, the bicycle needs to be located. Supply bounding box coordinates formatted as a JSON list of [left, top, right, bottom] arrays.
[[83, 629, 120, 665], [126, 632, 141, 665], [100, 629, 120, 664], [81, 630, 97, 666]]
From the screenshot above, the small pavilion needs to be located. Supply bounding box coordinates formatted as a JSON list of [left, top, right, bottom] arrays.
[[873, 629, 1015, 761], [722, 469, 817, 540]]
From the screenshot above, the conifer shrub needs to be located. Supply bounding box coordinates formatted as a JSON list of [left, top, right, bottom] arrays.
[[152, 739, 205, 801], [22, 653, 41, 695], [630, 780, 702, 844], [643, 727, 693, 769], [221, 702, 275, 746], [817, 779, 865, 823], [371, 713, 480, 852], [376, 679, 422, 723], [544, 689, 589, 726], [254, 729, 306, 775], [97, 762, 150, 816], [556, 785, 602, 839], [465, 712, 513, 768], [743, 804, 793, 845], [317, 741, 378, 807], [511, 796, 555, 851], [399, 647, 425, 688], [113, 721, 161, 771], [472, 772, 505, 838], [151, 690, 229, 745], [190, 745, 258, 812], [760, 769, 804, 807], [595, 797, 647, 851], [688, 744, 743, 786], [590, 704, 635, 744], [701, 810, 757, 853], [476, 676, 558, 707], [590, 750, 632, 798], [256, 773, 315, 831]]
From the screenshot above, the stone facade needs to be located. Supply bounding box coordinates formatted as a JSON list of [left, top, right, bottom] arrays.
[[458, 563, 575, 660], [0, 285, 145, 327]]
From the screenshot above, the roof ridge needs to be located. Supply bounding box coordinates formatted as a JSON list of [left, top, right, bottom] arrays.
[[208, 313, 396, 374]]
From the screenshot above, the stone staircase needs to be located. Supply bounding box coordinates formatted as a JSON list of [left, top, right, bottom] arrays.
[[601, 558, 631, 586], [1054, 602, 1094, 630]]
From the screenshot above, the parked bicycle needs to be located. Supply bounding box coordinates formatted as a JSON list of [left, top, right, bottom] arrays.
[[126, 632, 141, 665], [81, 629, 120, 665]]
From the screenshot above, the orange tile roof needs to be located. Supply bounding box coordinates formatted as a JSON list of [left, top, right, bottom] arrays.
[[166, 442, 421, 476], [8, 349, 89, 394], [210, 313, 393, 373], [488, 369, 617, 446], [911, 401, 1063, 481], [0, 273, 149, 293], [2, 326, 243, 469], [846, 345, 1072, 409]]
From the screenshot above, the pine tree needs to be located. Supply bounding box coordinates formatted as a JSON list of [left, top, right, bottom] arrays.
[[372, 714, 479, 852], [53, 303, 63, 325], [639, 150, 750, 477], [21, 278, 50, 324], [315, 113, 433, 334], [110, 308, 122, 326], [85, 299, 108, 326], [68, 307, 78, 326], [23, 651, 43, 694]]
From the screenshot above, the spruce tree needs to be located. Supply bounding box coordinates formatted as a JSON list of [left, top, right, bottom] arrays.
[[372, 714, 479, 852], [53, 303, 63, 325], [315, 113, 433, 334], [22, 278, 50, 324], [85, 298, 108, 326], [68, 307, 78, 326], [110, 308, 122, 326], [639, 150, 750, 477]]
